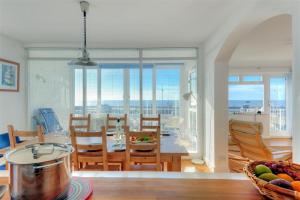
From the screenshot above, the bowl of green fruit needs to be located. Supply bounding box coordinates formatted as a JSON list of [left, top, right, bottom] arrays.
[[244, 161, 300, 199]]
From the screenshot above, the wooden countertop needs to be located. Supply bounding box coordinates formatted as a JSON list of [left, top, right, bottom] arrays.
[[0, 171, 263, 200]]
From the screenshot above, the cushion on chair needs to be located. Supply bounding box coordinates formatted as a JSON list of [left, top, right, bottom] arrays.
[[0, 133, 10, 170]]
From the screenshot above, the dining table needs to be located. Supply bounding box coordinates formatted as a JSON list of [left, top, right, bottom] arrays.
[[2, 132, 189, 172]]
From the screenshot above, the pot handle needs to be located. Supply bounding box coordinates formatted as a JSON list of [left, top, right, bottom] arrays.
[[33, 160, 63, 170]]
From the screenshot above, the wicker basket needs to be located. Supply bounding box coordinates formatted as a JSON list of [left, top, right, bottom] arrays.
[[244, 161, 300, 200]]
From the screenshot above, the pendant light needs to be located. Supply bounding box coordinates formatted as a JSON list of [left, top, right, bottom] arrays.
[[70, 1, 97, 66]]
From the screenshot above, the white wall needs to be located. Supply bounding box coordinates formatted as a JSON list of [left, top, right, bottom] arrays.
[[28, 60, 71, 130], [0, 35, 27, 133]]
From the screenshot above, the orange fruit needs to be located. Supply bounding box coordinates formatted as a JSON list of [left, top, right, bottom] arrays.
[[277, 174, 294, 182], [291, 181, 300, 192]]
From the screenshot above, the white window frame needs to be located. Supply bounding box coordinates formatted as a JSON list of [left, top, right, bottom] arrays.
[[228, 73, 291, 137], [73, 63, 183, 117]]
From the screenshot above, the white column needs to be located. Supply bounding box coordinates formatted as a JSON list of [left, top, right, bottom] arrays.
[[292, 2, 300, 164], [214, 61, 229, 172]]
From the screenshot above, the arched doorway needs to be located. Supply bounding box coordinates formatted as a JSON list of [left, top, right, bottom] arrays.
[[204, 6, 291, 172]]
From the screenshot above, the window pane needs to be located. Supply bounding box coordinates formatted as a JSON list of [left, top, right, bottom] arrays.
[[101, 68, 124, 114], [142, 67, 153, 115], [156, 67, 180, 116], [243, 75, 263, 82], [86, 69, 98, 114], [129, 68, 140, 129], [74, 69, 83, 114], [190, 70, 197, 107], [270, 77, 287, 133], [228, 84, 264, 113], [228, 75, 239, 82]]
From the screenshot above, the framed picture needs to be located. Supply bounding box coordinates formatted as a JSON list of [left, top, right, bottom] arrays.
[[0, 58, 20, 92]]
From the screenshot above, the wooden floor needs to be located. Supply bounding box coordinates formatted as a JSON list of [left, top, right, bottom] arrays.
[[181, 159, 210, 172]]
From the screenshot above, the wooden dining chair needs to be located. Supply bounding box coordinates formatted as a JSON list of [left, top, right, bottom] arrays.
[[70, 126, 109, 171], [229, 119, 292, 161], [7, 125, 45, 149], [69, 113, 91, 131], [140, 114, 161, 132], [106, 114, 127, 130], [125, 127, 161, 171]]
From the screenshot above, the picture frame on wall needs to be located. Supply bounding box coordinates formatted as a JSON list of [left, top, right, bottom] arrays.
[[0, 58, 20, 92]]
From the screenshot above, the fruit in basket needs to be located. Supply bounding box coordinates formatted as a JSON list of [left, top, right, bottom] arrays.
[[269, 179, 293, 190], [291, 181, 300, 192], [277, 174, 294, 182], [259, 173, 279, 182], [255, 164, 272, 176]]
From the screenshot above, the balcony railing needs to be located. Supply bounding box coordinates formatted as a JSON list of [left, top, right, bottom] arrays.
[[270, 107, 286, 132]]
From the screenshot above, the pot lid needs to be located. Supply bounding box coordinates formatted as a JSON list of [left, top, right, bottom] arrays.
[[6, 143, 73, 164]]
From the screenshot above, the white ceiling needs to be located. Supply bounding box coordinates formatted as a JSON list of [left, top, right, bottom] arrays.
[[229, 14, 292, 68], [0, 0, 241, 47]]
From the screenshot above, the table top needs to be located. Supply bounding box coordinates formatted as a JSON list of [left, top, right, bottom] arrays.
[[87, 178, 262, 200], [43, 134, 189, 155], [0, 171, 263, 200]]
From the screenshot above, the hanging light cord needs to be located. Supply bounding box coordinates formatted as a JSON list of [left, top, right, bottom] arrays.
[[83, 10, 87, 51]]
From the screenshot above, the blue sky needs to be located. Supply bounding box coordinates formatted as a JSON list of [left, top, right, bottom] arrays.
[[228, 77, 286, 101]]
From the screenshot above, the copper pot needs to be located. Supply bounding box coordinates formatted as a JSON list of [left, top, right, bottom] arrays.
[[6, 143, 73, 200]]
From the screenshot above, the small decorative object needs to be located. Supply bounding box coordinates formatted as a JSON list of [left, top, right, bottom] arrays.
[[0, 58, 19, 92]]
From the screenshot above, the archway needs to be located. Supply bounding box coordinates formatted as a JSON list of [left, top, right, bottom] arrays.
[[204, 5, 291, 172]]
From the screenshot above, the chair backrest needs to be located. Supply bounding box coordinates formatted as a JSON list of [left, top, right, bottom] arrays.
[[140, 114, 161, 132], [7, 125, 44, 149], [229, 119, 272, 160], [0, 133, 12, 170], [125, 127, 160, 171], [106, 114, 127, 130], [37, 108, 63, 134], [69, 114, 91, 131], [70, 126, 108, 170]]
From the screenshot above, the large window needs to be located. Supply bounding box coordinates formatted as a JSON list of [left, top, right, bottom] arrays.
[[228, 75, 264, 113], [73, 63, 182, 123], [228, 74, 290, 137]]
